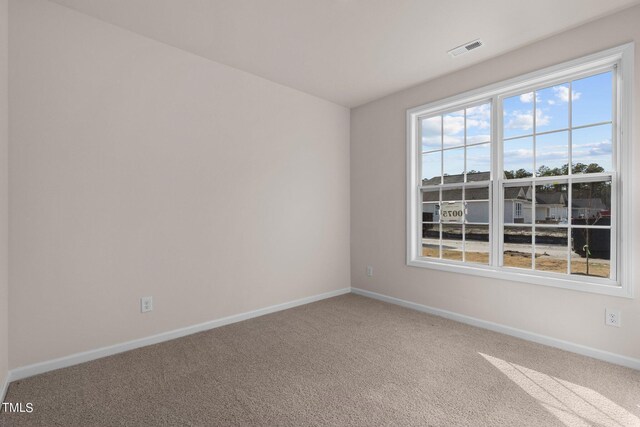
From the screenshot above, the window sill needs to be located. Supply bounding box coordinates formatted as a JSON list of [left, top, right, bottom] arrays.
[[407, 257, 632, 298]]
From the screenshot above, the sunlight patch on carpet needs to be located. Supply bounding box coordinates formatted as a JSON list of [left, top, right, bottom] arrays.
[[479, 353, 640, 427]]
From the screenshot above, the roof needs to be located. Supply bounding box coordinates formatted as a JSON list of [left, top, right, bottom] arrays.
[[535, 192, 566, 205], [422, 172, 490, 186], [572, 199, 607, 210], [423, 173, 604, 208], [504, 187, 528, 200]]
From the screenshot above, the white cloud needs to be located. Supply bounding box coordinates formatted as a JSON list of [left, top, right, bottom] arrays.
[[506, 113, 534, 131], [421, 136, 440, 149], [505, 109, 550, 131], [421, 117, 441, 149], [467, 134, 490, 144], [535, 108, 551, 127], [573, 139, 612, 156], [504, 148, 533, 159], [553, 86, 581, 102], [422, 117, 440, 132], [443, 115, 465, 135], [536, 150, 568, 161], [519, 92, 534, 103], [467, 118, 490, 130], [443, 135, 464, 147], [467, 103, 491, 121], [422, 106, 491, 150]]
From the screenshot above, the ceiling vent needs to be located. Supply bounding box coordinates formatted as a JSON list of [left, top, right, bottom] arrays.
[[448, 39, 483, 58]]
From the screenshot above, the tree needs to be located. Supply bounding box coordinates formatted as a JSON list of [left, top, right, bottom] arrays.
[[536, 164, 569, 177], [572, 162, 605, 174], [568, 163, 609, 269], [528, 162, 609, 217], [503, 168, 533, 179]]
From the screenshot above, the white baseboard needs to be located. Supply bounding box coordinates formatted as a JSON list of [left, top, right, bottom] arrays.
[[8, 287, 351, 382], [351, 287, 640, 371], [8, 285, 638, 385]]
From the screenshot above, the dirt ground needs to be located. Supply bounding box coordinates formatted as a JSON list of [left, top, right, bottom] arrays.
[[422, 246, 488, 264], [422, 247, 609, 278]]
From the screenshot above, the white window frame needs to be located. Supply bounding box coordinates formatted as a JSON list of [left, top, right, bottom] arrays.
[[406, 44, 634, 298]]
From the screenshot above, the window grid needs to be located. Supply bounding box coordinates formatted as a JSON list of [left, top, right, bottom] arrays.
[[407, 44, 633, 296], [416, 66, 618, 283], [498, 71, 615, 280], [501, 177, 613, 278], [421, 184, 491, 265], [419, 100, 492, 266]]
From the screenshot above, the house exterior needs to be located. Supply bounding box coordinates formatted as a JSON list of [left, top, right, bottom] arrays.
[[504, 187, 569, 223], [504, 187, 533, 223], [572, 198, 608, 220], [421, 173, 609, 225]]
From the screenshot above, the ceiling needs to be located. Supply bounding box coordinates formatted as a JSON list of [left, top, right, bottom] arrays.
[[49, 0, 640, 107]]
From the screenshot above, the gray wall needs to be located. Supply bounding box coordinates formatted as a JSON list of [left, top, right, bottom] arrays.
[[351, 5, 640, 359], [9, 0, 351, 369], [0, 0, 7, 395]]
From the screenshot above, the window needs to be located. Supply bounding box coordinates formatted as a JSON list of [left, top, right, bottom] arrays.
[[421, 103, 492, 264], [407, 44, 634, 297], [514, 202, 523, 219]]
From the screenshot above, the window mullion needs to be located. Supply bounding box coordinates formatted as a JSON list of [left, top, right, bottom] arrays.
[[532, 89, 537, 270], [415, 117, 422, 261], [567, 179, 573, 274], [610, 64, 619, 282], [491, 95, 502, 268]]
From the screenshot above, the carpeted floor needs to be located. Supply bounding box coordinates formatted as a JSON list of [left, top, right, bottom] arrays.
[[2, 294, 640, 426]]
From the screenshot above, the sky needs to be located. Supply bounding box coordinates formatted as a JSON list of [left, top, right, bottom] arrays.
[[421, 71, 613, 181]]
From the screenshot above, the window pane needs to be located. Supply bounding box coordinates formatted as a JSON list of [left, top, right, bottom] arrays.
[[443, 148, 465, 183], [442, 187, 462, 202], [422, 189, 440, 223], [465, 186, 489, 201], [503, 226, 532, 269], [504, 93, 534, 139], [466, 103, 491, 145], [503, 136, 534, 178], [466, 186, 489, 224], [536, 131, 568, 177], [466, 143, 491, 182], [571, 180, 611, 225], [465, 201, 488, 223], [422, 203, 439, 223], [422, 188, 439, 202], [421, 151, 441, 184], [535, 183, 568, 224], [535, 84, 569, 133], [465, 225, 489, 265], [572, 124, 612, 173], [572, 71, 612, 127], [422, 223, 440, 258], [570, 228, 610, 278], [421, 116, 441, 151], [442, 224, 463, 261], [443, 110, 465, 148], [504, 185, 532, 224], [535, 228, 568, 274]]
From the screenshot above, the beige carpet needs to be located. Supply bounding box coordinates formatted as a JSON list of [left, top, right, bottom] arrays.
[[2, 294, 640, 426]]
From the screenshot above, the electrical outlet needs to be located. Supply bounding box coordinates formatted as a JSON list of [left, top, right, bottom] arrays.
[[141, 296, 153, 313], [366, 266, 373, 277], [605, 308, 620, 327]]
